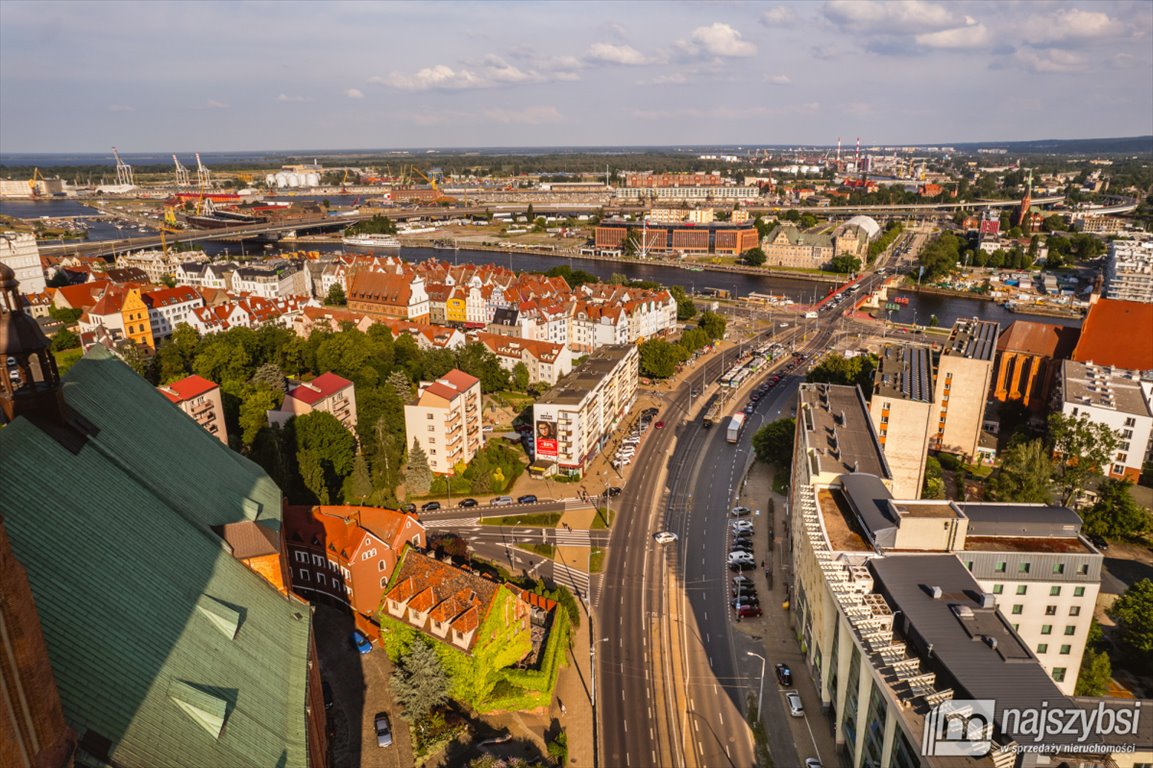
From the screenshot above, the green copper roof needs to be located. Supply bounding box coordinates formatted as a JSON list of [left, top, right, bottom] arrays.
[[0, 346, 312, 768]]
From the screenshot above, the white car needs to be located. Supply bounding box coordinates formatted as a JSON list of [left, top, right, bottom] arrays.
[[732, 520, 754, 533], [654, 531, 678, 544], [727, 551, 755, 563], [730, 506, 751, 517], [612, 459, 630, 469], [786, 691, 804, 717]]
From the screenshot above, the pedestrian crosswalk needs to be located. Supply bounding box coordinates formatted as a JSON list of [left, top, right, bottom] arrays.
[[421, 516, 477, 528], [554, 528, 591, 546], [552, 564, 603, 606]]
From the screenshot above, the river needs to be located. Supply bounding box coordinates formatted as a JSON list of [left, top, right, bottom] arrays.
[[2, 198, 1081, 331]]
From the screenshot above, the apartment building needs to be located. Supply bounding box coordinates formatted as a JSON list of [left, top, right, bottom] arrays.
[[403, 369, 483, 475], [474, 331, 573, 386], [158, 374, 228, 444], [869, 344, 934, 498], [931, 318, 999, 460], [532, 345, 639, 475], [144, 286, 204, 340], [594, 220, 759, 255], [231, 261, 311, 299], [0, 231, 45, 293], [270, 372, 358, 432], [1057, 360, 1153, 482], [1103, 240, 1153, 303], [347, 271, 431, 324]]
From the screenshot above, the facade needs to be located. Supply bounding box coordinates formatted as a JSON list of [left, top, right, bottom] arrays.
[[1056, 360, 1153, 482], [532, 345, 639, 475], [1103, 240, 1153, 303], [992, 320, 1079, 413], [613, 186, 761, 201], [157, 374, 228, 444], [931, 318, 999, 460], [761, 224, 834, 269], [474, 331, 573, 386], [869, 344, 934, 498], [120, 288, 155, 348], [283, 505, 426, 617], [144, 286, 204, 340], [1075, 214, 1125, 235], [1072, 297, 1153, 372], [594, 220, 759, 255], [403, 369, 483, 475], [231, 261, 311, 299], [347, 271, 431, 324], [0, 232, 46, 293], [272, 372, 358, 432]]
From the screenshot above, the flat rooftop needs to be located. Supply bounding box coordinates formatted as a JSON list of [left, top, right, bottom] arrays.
[[873, 344, 934, 402], [962, 536, 1094, 554], [942, 317, 999, 361], [537, 345, 634, 406], [889, 500, 963, 519], [818, 488, 872, 552], [799, 383, 891, 479], [1060, 359, 1152, 416]]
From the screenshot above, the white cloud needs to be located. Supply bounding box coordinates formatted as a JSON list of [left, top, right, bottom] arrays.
[[585, 42, 650, 65], [760, 6, 797, 27], [915, 22, 990, 49], [371, 65, 489, 91], [677, 22, 757, 58], [1025, 8, 1128, 45], [823, 0, 960, 34], [276, 93, 313, 103], [764, 73, 792, 85], [478, 55, 534, 83], [1013, 48, 1085, 73], [205, 99, 228, 109], [640, 72, 690, 86], [344, 88, 364, 99], [106, 104, 135, 112], [483, 105, 563, 125]]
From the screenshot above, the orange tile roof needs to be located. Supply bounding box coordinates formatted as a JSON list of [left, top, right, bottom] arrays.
[[384, 551, 501, 651], [287, 372, 353, 405], [1072, 299, 1153, 371], [441, 369, 479, 391], [997, 320, 1079, 359], [158, 374, 219, 403]]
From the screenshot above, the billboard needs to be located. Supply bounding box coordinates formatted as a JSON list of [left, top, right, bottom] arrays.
[[535, 419, 558, 458]]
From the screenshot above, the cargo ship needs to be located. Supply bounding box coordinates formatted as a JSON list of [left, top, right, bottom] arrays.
[[342, 233, 402, 251]]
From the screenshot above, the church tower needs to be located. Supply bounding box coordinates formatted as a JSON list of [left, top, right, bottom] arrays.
[[0, 262, 67, 426], [1015, 169, 1033, 228]]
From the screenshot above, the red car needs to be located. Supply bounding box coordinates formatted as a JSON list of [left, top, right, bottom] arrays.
[[655, 421, 665, 429], [736, 604, 762, 618]]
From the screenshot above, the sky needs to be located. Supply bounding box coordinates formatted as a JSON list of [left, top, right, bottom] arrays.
[[2, 0, 1151, 153]]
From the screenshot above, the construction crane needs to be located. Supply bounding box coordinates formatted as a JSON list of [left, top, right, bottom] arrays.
[[28, 168, 44, 197], [112, 146, 134, 186], [413, 168, 456, 204], [195, 153, 211, 189], [164, 206, 179, 227], [341, 169, 350, 193], [172, 155, 191, 186]]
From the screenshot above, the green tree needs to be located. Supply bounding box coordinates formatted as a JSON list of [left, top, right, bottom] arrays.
[[345, 451, 373, 504], [806, 353, 877, 391], [1076, 646, 1112, 697], [639, 339, 683, 379], [407, 438, 433, 496], [50, 328, 80, 351], [669, 285, 698, 321], [743, 247, 766, 267], [1048, 413, 1121, 505], [155, 323, 200, 383], [238, 386, 279, 448], [986, 439, 1053, 503], [48, 305, 82, 325], [511, 361, 530, 392], [1082, 479, 1151, 540], [391, 639, 450, 720], [250, 362, 287, 394], [325, 283, 347, 306], [1108, 579, 1153, 655], [291, 411, 357, 504], [697, 311, 726, 341], [827, 255, 861, 274], [751, 418, 795, 469], [922, 456, 946, 499]]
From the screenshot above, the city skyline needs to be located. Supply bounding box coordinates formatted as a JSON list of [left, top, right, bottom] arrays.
[[2, 0, 1152, 154]]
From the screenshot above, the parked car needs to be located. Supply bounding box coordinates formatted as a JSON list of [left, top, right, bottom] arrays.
[[733, 586, 758, 599], [776, 663, 793, 687], [421, 501, 441, 512], [490, 496, 514, 506], [374, 712, 393, 748], [732, 520, 754, 533], [728, 551, 755, 563], [1088, 533, 1109, 551], [736, 603, 762, 617], [732, 575, 753, 589], [733, 597, 760, 609], [729, 561, 755, 572], [804, 759, 823, 768], [351, 630, 373, 654], [517, 494, 538, 504], [786, 691, 804, 717], [730, 505, 751, 517], [607, 486, 623, 497], [729, 542, 754, 554], [402, 503, 416, 513], [654, 531, 678, 544], [459, 498, 478, 508], [655, 420, 665, 429]]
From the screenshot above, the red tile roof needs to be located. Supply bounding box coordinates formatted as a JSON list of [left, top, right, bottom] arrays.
[[1072, 299, 1153, 371], [441, 369, 479, 391], [158, 374, 219, 404], [144, 286, 202, 308], [384, 551, 502, 650], [997, 320, 1079, 359], [287, 372, 353, 405]]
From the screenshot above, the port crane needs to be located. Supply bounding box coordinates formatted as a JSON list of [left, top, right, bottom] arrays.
[[172, 155, 191, 186], [28, 168, 44, 197], [413, 168, 456, 204], [112, 146, 134, 186], [195, 153, 211, 189]]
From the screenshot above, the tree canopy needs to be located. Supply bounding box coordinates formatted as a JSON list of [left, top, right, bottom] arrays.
[[669, 285, 698, 321], [805, 353, 877, 391], [1109, 579, 1153, 655], [1048, 412, 1121, 505], [752, 418, 794, 470], [1082, 479, 1150, 540], [985, 439, 1054, 504], [390, 639, 449, 720]]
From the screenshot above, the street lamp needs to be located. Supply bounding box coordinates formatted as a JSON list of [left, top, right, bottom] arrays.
[[747, 650, 766, 715]]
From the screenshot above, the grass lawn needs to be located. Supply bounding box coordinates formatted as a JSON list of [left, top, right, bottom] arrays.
[[516, 543, 556, 559], [53, 347, 84, 376], [591, 507, 616, 530], [480, 512, 563, 527], [589, 546, 606, 573]]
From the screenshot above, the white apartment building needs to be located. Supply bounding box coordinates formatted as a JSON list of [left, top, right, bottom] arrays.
[[231, 262, 311, 299], [532, 345, 639, 475], [403, 369, 483, 475], [270, 372, 358, 433], [932, 318, 999, 460], [1104, 240, 1153, 303], [869, 344, 934, 499], [145, 286, 204, 340], [474, 332, 573, 386], [1057, 359, 1153, 483], [0, 232, 45, 294]]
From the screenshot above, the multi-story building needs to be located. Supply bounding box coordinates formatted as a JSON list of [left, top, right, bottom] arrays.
[[1056, 360, 1153, 482], [231, 261, 311, 299], [1075, 214, 1125, 235], [474, 331, 573, 386], [403, 369, 483, 475], [347, 271, 431, 324], [614, 186, 761, 202], [992, 319, 1079, 413], [157, 374, 228, 444], [270, 372, 358, 432], [113, 250, 176, 284], [532, 345, 639, 476], [931, 318, 999, 460], [120, 287, 155, 348], [1072, 297, 1153, 372], [283, 505, 426, 617], [1103, 240, 1153, 303], [760, 224, 835, 269], [0, 231, 45, 293], [869, 344, 934, 498], [594, 220, 759, 255], [144, 286, 204, 340]]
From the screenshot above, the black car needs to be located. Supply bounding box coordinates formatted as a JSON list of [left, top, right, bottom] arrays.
[[607, 486, 623, 497], [322, 680, 334, 710], [733, 586, 758, 599], [729, 561, 755, 572], [421, 501, 441, 512], [517, 494, 538, 504], [459, 498, 478, 508], [1088, 533, 1109, 551], [733, 597, 760, 609], [732, 575, 753, 589], [730, 543, 754, 554], [775, 663, 793, 686]]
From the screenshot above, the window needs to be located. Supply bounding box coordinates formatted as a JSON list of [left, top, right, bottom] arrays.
[[1016, 585, 1028, 595], [1050, 586, 1061, 596], [1013, 624, 1019, 632], [1114, 463, 1128, 475], [1064, 626, 1076, 636], [992, 584, 1004, 594], [297, 569, 310, 582], [1070, 606, 1081, 617], [1045, 606, 1057, 616], [1053, 564, 1065, 575], [430, 449, 437, 455], [1125, 416, 1136, 427], [1052, 668, 1066, 683], [427, 413, 434, 420], [1042, 624, 1053, 635], [378, 560, 387, 571], [428, 438, 436, 444], [294, 550, 307, 563], [995, 561, 1007, 573], [1060, 645, 1071, 655], [381, 577, 388, 588], [428, 425, 435, 432], [317, 573, 327, 586], [1077, 565, 1089, 576], [1037, 643, 1048, 654], [1019, 562, 1031, 574], [1011, 605, 1023, 615]]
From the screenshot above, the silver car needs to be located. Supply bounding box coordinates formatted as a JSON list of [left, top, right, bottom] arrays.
[[374, 712, 393, 747]]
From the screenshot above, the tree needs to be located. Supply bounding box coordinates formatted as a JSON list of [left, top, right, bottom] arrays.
[[48, 305, 82, 325], [827, 255, 861, 274], [250, 362, 287, 394], [1048, 413, 1121, 505], [390, 639, 449, 720], [511, 362, 530, 392], [752, 418, 795, 469], [639, 339, 683, 379], [1076, 644, 1113, 697], [238, 386, 279, 448], [806, 353, 877, 391], [985, 439, 1053, 504], [1082, 479, 1151, 540], [292, 411, 357, 504], [922, 456, 946, 499], [743, 247, 766, 267], [407, 438, 433, 496], [325, 283, 347, 306], [345, 451, 373, 504], [669, 285, 698, 321], [697, 311, 726, 341], [50, 328, 79, 351], [1108, 579, 1153, 655]]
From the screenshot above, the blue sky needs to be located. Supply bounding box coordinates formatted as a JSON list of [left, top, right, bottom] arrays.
[[2, 0, 1151, 153]]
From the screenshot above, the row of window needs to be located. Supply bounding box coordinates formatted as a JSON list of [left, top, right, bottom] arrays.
[[1036, 643, 1073, 655], [977, 561, 1090, 576], [1009, 603, 1081, 618], [296, 567, 387, 589], [991, 584, 1087, 597]]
